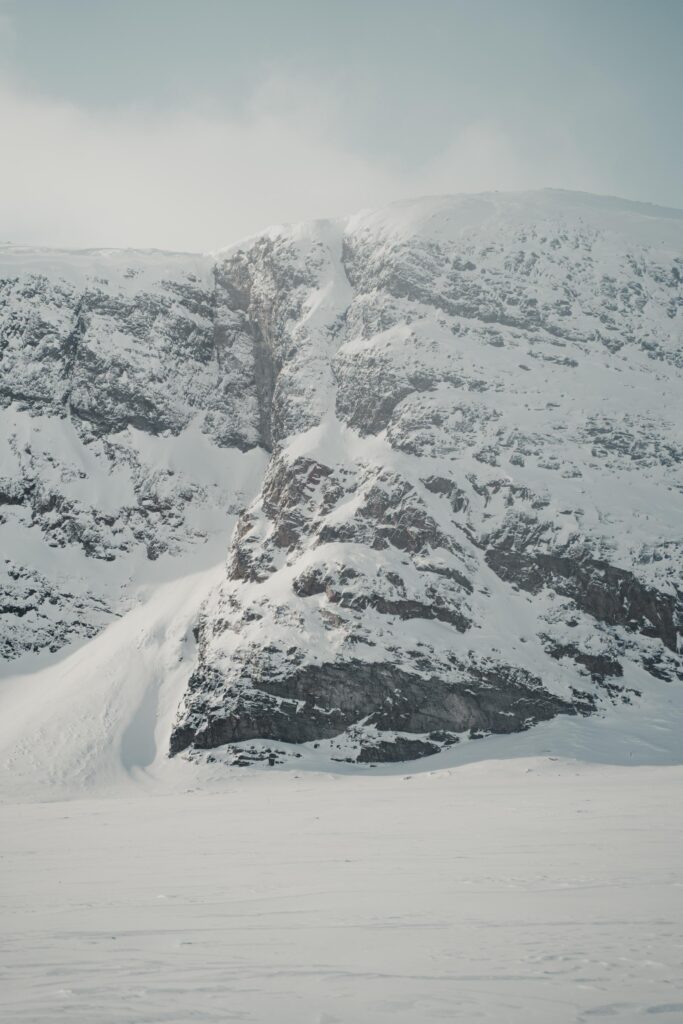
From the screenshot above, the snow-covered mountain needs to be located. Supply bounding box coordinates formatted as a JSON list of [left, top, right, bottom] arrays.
[[1, 189, 681, 781], [0, 245, 267, 661]]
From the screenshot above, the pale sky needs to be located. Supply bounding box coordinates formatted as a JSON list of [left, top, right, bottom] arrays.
[[1, 0, 681, 251]]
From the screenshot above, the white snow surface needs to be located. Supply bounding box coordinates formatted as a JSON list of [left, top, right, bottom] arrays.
[[1, 760, 682, 1024]]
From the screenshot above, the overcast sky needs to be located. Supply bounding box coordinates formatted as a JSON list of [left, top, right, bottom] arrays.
[[1, 0, 681, 251]]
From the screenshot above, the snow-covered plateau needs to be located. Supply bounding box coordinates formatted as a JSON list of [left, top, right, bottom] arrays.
[[0, 189, 682, 1022]]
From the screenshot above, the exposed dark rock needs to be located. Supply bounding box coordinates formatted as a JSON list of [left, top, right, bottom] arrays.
[[170, 659, 584, 758], [544, 640, 624, 681], [486, 536, 678, 652], [357, 737, 440, 763]]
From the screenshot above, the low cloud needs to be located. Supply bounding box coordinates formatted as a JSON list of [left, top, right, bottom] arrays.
[[0, 75, 596, 251]]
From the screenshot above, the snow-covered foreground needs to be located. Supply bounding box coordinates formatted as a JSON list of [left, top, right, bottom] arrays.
[[1, 760, 682, 1024]]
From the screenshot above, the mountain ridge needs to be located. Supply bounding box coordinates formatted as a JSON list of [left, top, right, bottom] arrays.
[[0, 188, 681, 787], [5, 187, 683, 260]]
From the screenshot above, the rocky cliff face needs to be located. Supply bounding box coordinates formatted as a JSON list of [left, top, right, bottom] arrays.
[[2, 191, 682, 765]]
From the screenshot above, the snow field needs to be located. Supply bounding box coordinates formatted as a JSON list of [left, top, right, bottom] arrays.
[[1, 760, 682, 1024]]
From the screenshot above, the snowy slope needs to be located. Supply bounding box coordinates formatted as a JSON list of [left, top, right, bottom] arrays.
[[0, 189, 681, 785]]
